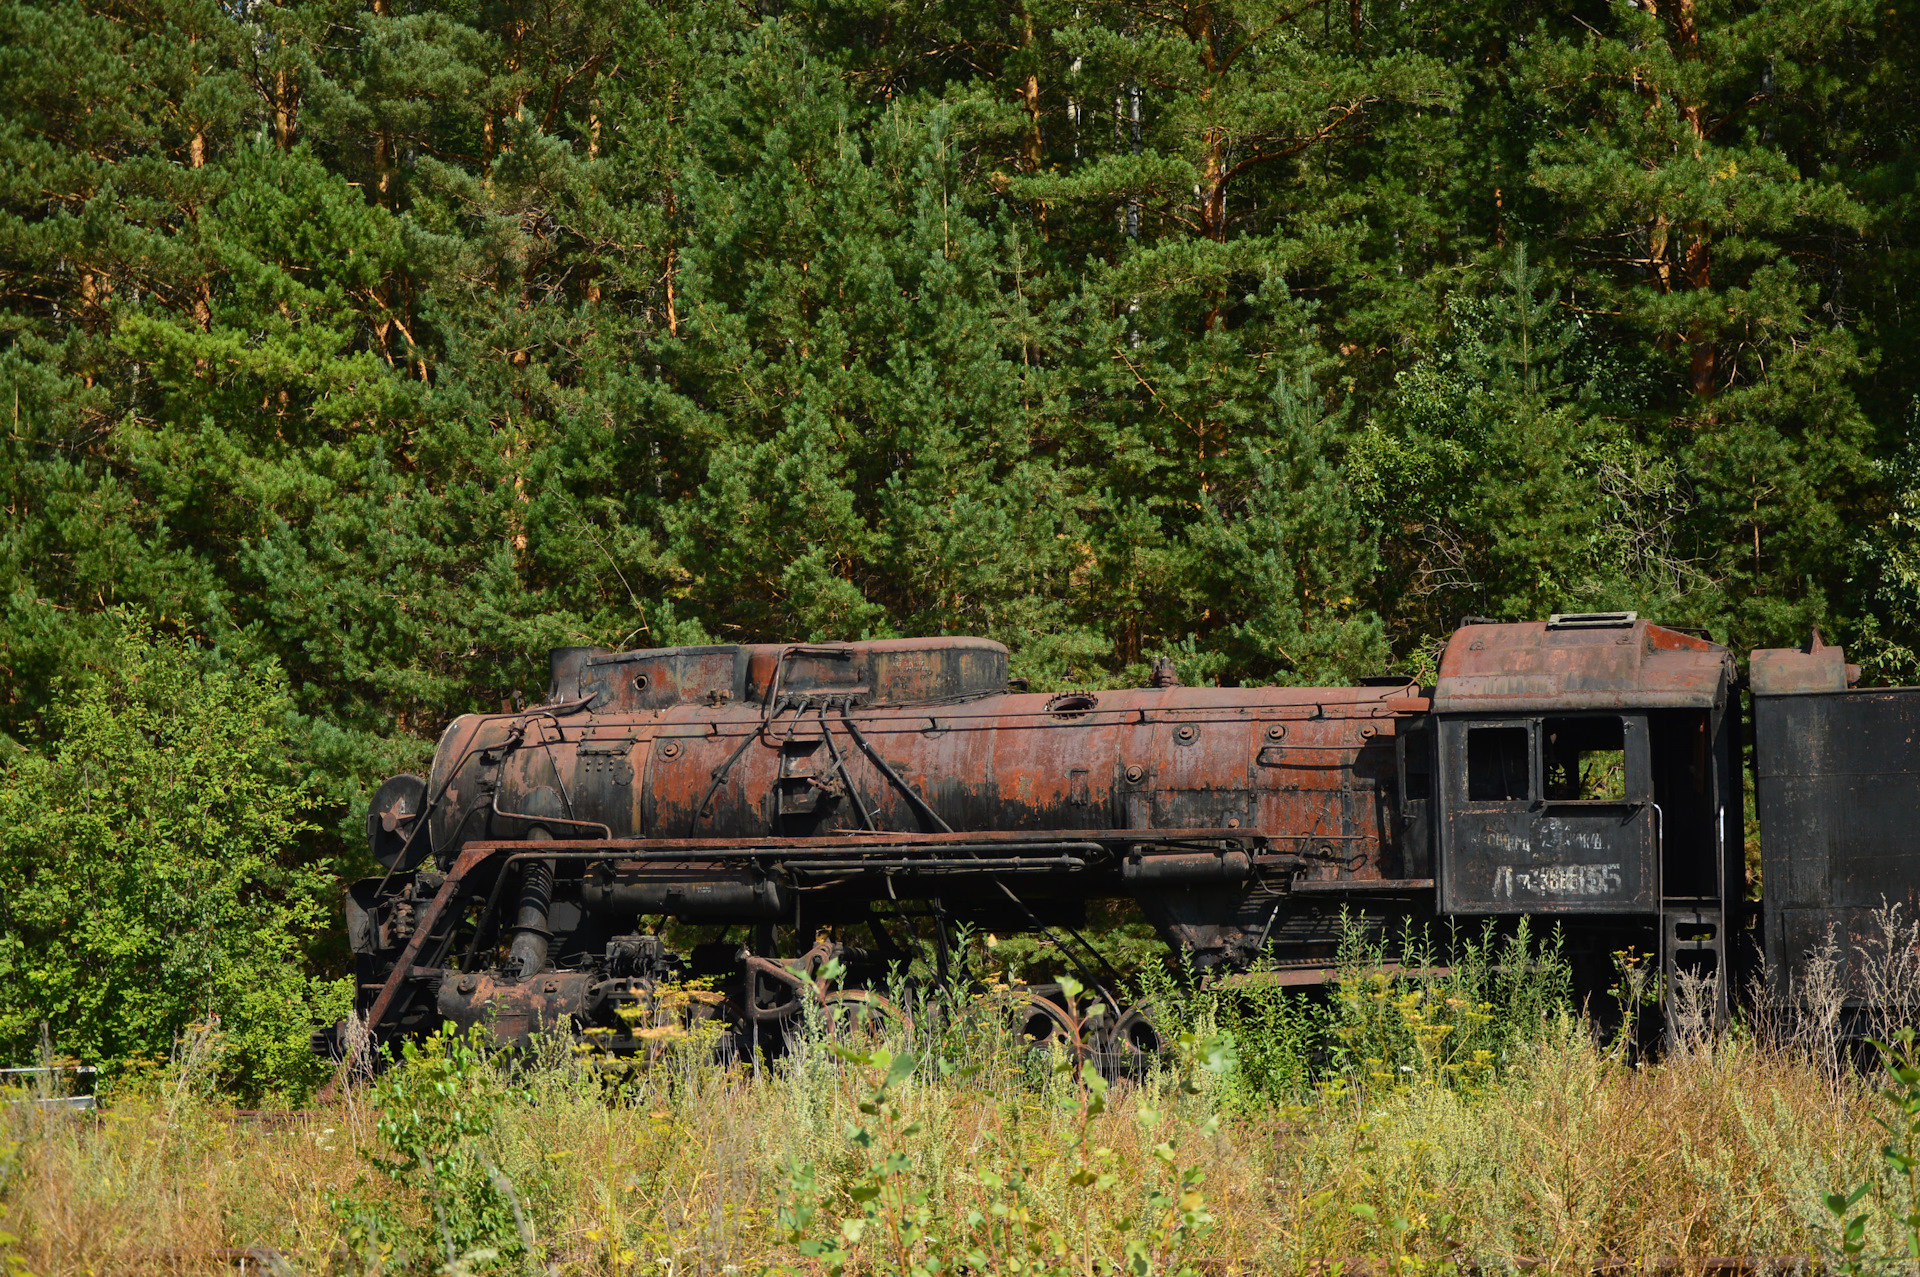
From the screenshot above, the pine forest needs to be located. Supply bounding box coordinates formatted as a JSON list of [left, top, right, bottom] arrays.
[[6, 0, 1919, 830]]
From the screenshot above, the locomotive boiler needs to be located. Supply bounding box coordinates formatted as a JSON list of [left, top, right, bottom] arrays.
[[326, 611, 1920, 1060]]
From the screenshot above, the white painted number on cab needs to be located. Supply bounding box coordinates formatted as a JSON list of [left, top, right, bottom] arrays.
[[1493, 863, 1623, 899]]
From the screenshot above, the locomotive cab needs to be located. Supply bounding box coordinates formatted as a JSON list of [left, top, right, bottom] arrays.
[[1438, 709, 1659, 914], [1429, 613, 1744, 1011]]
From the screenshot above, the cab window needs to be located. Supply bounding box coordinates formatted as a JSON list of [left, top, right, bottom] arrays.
[[1543, 716, 1627, 800], [1466, 726, 1530, 801]]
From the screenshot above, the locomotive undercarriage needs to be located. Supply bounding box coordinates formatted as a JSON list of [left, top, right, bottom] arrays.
[[329, 845, 1664, 1072], [331, 829, 1334, 1070]]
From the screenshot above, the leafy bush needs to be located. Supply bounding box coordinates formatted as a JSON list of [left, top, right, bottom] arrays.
[[337, 1024, 547, 1275], [1137, 962, 1327, 1112], [1148, 914, 1574, 1108], [776, 975, 1232, 1276], [0, 620, 348, 1099], [1826, 1026, 1920, 1271], [1327, 916, 1574, 1094]]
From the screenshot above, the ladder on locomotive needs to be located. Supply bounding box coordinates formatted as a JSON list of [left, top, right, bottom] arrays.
[[1661, 897, 1728, 1023]]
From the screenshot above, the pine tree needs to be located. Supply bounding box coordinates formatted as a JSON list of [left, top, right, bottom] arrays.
[[1517, 0, 1879, 645]]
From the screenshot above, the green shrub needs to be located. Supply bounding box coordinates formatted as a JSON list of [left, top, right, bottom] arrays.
[[776, 976, 1231, 1276], [1136, 962, 1326, 1112], [1148, 913, 1574, 1108], [1327, 915, 1574, 1094], [337, 1024, 546, 1275], [0, 620, 348, 1100], [1826, 1026, 1920, 1272]]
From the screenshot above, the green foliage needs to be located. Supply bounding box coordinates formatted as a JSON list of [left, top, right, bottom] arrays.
[[0, 620, 346, 1100], [1326, 916, 1573, 1095], [1853, 400, 1920, 686], [338, 1024, 545, 1275], [776, 977, 1232, 1276], [1136, 961, 1327, 1112], [1150, 915, 1573, 1109], [1821, 1026, 1920, 1274], [974, 900, 1170, 988]]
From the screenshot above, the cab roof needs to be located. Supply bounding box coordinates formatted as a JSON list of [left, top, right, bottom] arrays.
[[1433, 614, 1734, 714]]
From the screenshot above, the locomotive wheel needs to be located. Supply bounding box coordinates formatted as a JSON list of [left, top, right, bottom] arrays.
[[1002, 987, 1159, 1080], [1099, 1001, 1168, 1078], [1005, 988, 1110, 1071], [1010, 991, 1077, 1050], [820, 988, 911, 1045]]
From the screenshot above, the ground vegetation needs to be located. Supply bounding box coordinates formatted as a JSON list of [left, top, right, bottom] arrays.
[[0, 931, 1913, 1273]]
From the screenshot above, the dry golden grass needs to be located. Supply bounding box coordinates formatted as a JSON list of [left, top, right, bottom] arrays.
[[0, 1014, 1895, 1277], [1261, 1024, 1876, 1267]]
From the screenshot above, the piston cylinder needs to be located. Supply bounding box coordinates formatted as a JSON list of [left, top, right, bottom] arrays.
[[506, 858, 556, 980]]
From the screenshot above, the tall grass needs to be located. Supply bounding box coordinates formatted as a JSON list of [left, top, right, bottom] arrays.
[[0, 916, 1914, 1275], [1140, 914, 1574, 1109]]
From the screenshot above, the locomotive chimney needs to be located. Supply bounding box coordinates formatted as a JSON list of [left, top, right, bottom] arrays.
[[548, 647, 598, 703]]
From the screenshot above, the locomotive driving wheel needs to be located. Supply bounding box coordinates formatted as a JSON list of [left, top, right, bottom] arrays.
[[820, 988, 912, 1045], [999, 985, 1166, 1079], [1003, 985, 1113, 1071], [1099, 1001, 1167, 1078], [1009, 989, 1077, 1051]]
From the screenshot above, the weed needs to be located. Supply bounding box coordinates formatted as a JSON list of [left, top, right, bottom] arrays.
[[1148, 913, 1573, 1106], [334, 1024, 545, 1275], [1827, 1026, 1920, 1274], [775, 975, 1231, 1276]]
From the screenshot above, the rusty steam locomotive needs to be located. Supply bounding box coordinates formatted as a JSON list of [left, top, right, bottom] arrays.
[[323, 611, 1915, 1059]]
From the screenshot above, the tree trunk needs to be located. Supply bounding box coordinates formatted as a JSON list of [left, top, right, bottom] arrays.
[[586, 104, 602, 303], [188, 31, 206, 170], [1200, 128, 1227, 241], [274, 69, 296, 152], [1020, 10, 1049, 236], [1673, 0, 1715, 397], [1021, 11, 1043, 172], [1648, 214, 1673, 293], [1683, 233, 1716, 396]]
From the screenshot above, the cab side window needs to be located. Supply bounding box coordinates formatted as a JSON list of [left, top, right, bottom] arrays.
[[1466, 726, 1530, 801], [1543, 716, 1627, 800]]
